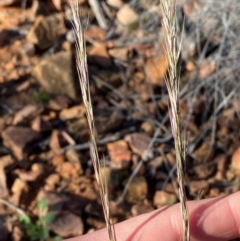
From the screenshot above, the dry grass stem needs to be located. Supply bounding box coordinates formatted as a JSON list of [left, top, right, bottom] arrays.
[[0, 198, 26, 217], [161, 1, 190, 240], [69, 1, 116, 240]]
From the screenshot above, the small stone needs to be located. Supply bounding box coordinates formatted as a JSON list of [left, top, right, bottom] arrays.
[[61, 40, 72, 51], [20, 42, 35, 56], [0, 0, 20, 6], [85, 26, 107, 41], [214, 155, 228, 180], [109, 47, 129, 62], [66, 29, 75, 43], [0, 167, 8, 198], [117, 4, 139, 26], [153, 191, 177, 208], [156, 182, 176, 194], [145, 56, 168, 86], [107, 140, 131, 169], [127, 176, 148, 203], [50, 213, 84, 237], [193, 142, 214, 163], [37, 190, 68, 215], [31, 116, 51, 132], [0, 217, 8, 241], [48, 94, 72, 111], [14, 163, 44, 181], [86, 217, 106, 230], [131, 204, 154, 216], [33, 51, 79, 99], [147, 157, 163, 177], [199, 60, 216, 78], [0, 155, 14, 169], [27, 16, 57, 49], [27, 14, 66, 49], [0, 29, 10, 47], [186, 61, 196, 72], [80, 186, 97, 201], [49, 130, 68, 153], [189, 180, 209, 194], [42, 111, 57, 122], [2, 126, 41, 160], [192, 96, 207, 115], [16, 80, 31, 92], [59, 105, 85, 120], [95, 111, 124, 135], [51, 0, 62, 10], [193, 163, 216, 179], [107, 0, 123, 8], [226, 170, 235, 181], [88, 43, 112, 68], [60, 162, 77, 179], [183, 0, 196, 17], [125, 133, 152, 160], [97, 71, 123, 88], [141, 121, 154, 136], [10, 178, 28, 206], [45, 173, 60, 190], [0, 118, 6, 133], [209, 188, 220, 198], [44, 173, 61, 191], [51, 155, 66, 166], [11, 178, 27, 194], [66, 149, 83, 175], [30, 0, 50, 17], [231, 146, 240, 172], [12, 105, 40, 125], [12, 225, 23, 241]]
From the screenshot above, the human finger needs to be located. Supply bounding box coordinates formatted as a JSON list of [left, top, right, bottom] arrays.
[[65, 192, 240, 241]]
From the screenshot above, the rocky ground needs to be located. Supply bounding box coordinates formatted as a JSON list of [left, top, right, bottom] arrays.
[[0, 0, 240, 240]]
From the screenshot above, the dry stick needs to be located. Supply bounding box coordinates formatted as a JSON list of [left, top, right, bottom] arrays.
[[203, 89, 236, 163], [161, 1, 189, 241], [159, 148, 178, 195], [59, 126, 137, 153], [69, 1, 116, 240], [0, 198, 26, 217], [146, 75, 163, 120], [101, 1, 114, 21], [88, 0, 108, 29], [92, 75, 125, 100]]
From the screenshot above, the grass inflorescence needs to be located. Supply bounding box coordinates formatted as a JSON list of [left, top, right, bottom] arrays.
[[69, 1, 116, 240], [70, 0, 189, 240], [161, 0, 190, 240]]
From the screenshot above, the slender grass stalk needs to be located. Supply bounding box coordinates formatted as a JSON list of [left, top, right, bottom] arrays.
[[161, 1, 190, 240], [69, 1, 116, 240]]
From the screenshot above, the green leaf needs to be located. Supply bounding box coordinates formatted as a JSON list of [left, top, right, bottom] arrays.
[[19, 214, 32, 225], [32, 90, 50, 105], [52, 236, 62, 241], [37, 198, 47, 212], [41, 226, 50, 240], [43, 213, 56, 225]]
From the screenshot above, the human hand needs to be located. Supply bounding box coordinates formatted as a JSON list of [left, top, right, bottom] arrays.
[[65, 192, 240, 241]]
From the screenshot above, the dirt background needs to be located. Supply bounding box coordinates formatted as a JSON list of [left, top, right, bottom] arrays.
[[0, 0, 240, 240]]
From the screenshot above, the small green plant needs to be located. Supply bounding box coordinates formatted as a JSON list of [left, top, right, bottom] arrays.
[[32, 90, 50, 104], [20, 198, 60, 241]]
